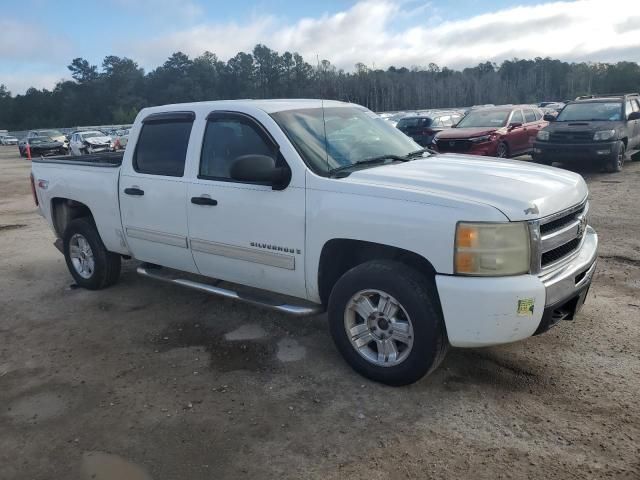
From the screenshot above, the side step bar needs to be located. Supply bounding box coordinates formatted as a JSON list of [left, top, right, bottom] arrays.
[[137, 265, 323, 317]]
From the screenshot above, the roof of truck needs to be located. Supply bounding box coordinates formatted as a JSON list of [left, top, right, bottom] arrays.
[[139, 99, 353, 116]]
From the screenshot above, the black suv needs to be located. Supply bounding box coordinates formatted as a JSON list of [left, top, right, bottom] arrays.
[[396, 111, 462, 147], [532, 93, 640, 172]]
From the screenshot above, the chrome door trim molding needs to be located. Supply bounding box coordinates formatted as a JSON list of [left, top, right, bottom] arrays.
[[190, 238, 295, 270], [125, 226, 188, 248]]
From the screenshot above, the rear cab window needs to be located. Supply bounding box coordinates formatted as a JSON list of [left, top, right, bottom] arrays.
[[133, 111, 195, 177]]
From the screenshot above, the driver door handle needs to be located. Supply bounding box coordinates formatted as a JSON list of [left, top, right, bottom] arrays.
[[191, 196, 218, 206], [124, 187, 144, 196]]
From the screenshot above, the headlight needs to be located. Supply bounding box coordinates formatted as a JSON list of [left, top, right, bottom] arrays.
[[470, 134, 492, 143], [454, 222, 530, 276], [593, 129, 615, 141], [536, 130, 550, 141]]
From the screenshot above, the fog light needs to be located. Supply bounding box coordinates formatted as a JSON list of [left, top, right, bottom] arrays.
[[534, 148, 542, 153], [596, 149, 611, 155]]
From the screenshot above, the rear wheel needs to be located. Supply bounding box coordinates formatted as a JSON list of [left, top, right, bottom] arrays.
[[328, 260, 448, 386], [63, 218, 121, 290], [605, 141, 625, 173], [496, 141, 509, 158]]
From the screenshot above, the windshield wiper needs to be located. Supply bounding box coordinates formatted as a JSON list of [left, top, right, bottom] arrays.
[[328, 154, 408, 176], [405, 148, 436, 159]]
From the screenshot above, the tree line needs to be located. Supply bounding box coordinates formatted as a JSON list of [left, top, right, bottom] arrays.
[[2, 44, 640, 130]]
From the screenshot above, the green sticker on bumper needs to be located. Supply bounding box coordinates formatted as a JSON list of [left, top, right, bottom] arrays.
[[517, 298, 535, 316]]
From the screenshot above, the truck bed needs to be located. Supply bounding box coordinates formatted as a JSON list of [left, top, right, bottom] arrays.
[[31, 151, 124, 168]]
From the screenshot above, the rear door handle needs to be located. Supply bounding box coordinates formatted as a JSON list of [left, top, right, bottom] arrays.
[[124, 187, 144, 196], [191, 196, 218, 206]]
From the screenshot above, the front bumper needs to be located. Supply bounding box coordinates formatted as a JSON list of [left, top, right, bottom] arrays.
[[434, 141, 498, 156], [436, 227, 598, 347], [533, 140, 616, 160]]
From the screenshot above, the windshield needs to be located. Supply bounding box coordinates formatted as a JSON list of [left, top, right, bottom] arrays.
[[39, 130, 63, 137], [397, 117, 432, 129], [271, 106, 421, 176], [556, 102, 622, 121], [456, 110, 510, 128]]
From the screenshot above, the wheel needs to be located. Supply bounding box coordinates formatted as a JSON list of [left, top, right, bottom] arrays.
[[605, 141, 625, 173], [328, 260, 448, 386], [496, 141, 509, 158], [19, 148, 25, 158], [63, 218, 121, 290]]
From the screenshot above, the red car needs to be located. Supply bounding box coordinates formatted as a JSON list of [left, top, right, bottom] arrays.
[[433, 106, 547, 158]]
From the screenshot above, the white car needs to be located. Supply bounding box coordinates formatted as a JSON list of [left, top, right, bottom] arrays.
[[69, 131, 113, 156], [30, 99, 597, 386], [0, 135, 18, 145]]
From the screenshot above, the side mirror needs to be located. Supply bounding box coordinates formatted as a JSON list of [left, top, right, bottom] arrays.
[[229, 154, 291, 190], [508, 122, 523, 130], [543, 114, 556, 122], [628, 111, 640, 121]]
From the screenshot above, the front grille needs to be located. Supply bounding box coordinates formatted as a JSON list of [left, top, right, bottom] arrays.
[[542, 238, 581, 267], [548, 131, 593, 143], [436, 139, 471, 152], [540, 205, 586, 234]]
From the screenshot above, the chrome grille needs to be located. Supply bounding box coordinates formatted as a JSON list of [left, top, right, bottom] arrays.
[[532, 201, 588, 273]]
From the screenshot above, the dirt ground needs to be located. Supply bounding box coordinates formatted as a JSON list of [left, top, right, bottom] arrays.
[[0, 146, 638, 480]]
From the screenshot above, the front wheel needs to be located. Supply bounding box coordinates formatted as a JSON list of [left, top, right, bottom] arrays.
[[328, 260, 448, 386], [605, 141, 625, 173], [496, 141, 509, 158], [63, 218, 121, 290]]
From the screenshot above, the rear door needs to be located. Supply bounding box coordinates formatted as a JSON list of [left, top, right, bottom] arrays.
[[522, 108, 540, 151], [507, 109, 528, 154], [119, 111, 198, 273], [186, 111, 307, 298]]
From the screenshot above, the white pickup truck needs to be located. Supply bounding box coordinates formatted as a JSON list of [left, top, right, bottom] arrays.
[[31, 100, 598, 385]]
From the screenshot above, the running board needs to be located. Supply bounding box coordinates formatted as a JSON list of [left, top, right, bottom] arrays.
[[136, 265, 323, 317]]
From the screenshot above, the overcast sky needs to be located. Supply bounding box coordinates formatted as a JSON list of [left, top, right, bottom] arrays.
[[1, 0, 639, 94]]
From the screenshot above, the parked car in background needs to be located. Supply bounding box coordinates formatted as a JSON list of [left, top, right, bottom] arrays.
[[384, 111, 416, 128], [433, 105, 547, 158], [28, 129, 69, 150], [18, 136, 66, 157], [0, 135, 19, 145], [396, 112, 462, 146], [533, 93, 640, 172], [69, 130, 114, 155], [111, 129, 130, 150]]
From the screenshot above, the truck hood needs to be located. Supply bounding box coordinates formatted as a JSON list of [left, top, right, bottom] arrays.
[[545, 120, 619, 133], [436, 127, 501, 139], [346, 154, 587, 221]]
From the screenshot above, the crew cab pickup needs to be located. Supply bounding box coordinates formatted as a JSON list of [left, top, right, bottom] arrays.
[[31, 100, 598, 385], [533, 93, 640, 172]]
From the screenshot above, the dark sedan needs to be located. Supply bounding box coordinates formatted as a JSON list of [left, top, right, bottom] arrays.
[[19, 136, 66, 158]]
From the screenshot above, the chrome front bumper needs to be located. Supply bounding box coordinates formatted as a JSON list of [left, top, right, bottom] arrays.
[[540, 226, 598, 306]]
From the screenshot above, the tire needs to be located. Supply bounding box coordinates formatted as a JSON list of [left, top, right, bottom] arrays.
[[328, 260, 448, 386], [531, 153, 552, 165], [605, 141, 625, 173], [496, 141, 509, 158], [63, 218, 121, 290]]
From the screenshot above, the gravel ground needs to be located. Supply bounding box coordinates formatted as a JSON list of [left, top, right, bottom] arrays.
[[0, 146, 638, 479]]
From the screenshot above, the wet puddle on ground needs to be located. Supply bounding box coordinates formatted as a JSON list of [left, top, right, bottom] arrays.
[[152, 321, 299, 372], [81, 452, 152, 480]]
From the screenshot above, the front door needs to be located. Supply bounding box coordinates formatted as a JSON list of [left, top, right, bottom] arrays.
[[186, 111, 306, 298], [120, 111, 199, 273]]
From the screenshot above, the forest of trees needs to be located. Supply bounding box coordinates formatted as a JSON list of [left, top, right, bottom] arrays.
[[2, 44, 640, 130]]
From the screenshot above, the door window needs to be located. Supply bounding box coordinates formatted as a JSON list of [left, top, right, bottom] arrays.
[[631, 99, 640, 112], [199, 116, 277, 181], [510, 110, 525, 124], [133, 114, 194, 177], [523, 109, 536, 123]]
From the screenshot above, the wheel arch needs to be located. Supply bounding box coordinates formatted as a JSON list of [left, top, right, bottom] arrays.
[[51, 197, 95, 238], [317, 238, 439, 307]]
